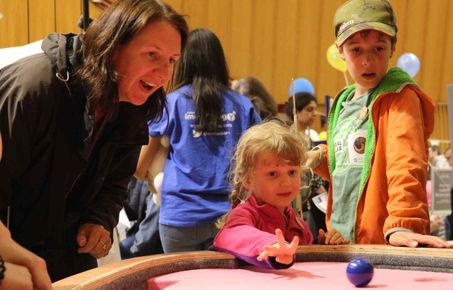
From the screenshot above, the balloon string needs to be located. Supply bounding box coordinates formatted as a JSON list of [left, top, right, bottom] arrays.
[[291, 77, 302, 217], [291, 78, 298, 132]]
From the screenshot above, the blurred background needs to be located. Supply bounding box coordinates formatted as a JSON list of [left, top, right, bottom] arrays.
[[0, 0, 452, 145]]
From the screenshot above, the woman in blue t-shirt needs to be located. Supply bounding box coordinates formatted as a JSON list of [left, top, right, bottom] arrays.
[[135, 28, 261, 253]]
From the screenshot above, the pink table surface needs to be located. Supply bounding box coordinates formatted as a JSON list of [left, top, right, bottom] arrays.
[[148, 262, 453, 290]]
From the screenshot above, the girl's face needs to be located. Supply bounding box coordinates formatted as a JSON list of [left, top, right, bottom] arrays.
[[113, 20, 181, 105], [338, 30, 395, 97], [297, 100, 317, 129], [243, 151, 301, 214]]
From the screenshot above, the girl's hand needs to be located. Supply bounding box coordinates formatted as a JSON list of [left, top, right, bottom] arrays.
[[318, 228, 350, 245], [257, 229, 299, 265], [389, 231, 453, 248]]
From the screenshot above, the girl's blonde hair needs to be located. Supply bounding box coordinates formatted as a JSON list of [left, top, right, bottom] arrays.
[[217, 119, 306, 227]]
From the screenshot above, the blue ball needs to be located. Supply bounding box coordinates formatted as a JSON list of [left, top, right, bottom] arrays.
[[346, 258, 374, 287]]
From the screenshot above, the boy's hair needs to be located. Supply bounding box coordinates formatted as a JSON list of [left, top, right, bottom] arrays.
[[333, 0, 397, 46], [229, 119, 306, 207]]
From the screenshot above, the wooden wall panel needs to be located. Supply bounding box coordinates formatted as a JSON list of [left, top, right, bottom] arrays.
[[420, 0, 446, 102], [229, 0, 253, 79], [207, 0, 231, 57], [296, 0, 323, 94], [389, 0, 407, 62], [29, 0, 55, 42], [55, 0, 81, 34], [165, 0, 183, 12], [182, 0, 209, 30], [0, 0, 28, 47], [440, 1, 453, 103], [273, 0, 298, 100], [317, 0, 346, 102], [1, 0, 451, 141], [250, 0, 276, 94]]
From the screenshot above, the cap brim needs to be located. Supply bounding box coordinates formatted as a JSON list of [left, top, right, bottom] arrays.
[[335, 22, 396, 46]]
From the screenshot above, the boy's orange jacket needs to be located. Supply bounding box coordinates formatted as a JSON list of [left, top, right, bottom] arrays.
[[315, 68, 435, 244]]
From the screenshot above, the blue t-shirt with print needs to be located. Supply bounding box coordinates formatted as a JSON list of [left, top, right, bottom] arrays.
[[148, 85, 261, 227]]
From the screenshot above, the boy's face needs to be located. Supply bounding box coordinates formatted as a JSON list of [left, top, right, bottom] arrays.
[[243, 151, 301, 214], [338, 30, 395, 96]]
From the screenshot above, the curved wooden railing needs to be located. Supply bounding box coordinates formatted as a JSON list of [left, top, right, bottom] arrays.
[[53, 245, 453, 290]]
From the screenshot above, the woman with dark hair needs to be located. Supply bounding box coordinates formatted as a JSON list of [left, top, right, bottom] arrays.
[[0, 0, 188, 281], [135, 28, 261, 253], [285, 92, 319, 148], [232, 76, 278, 120]]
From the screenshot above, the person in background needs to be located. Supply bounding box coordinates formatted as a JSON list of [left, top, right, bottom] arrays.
[[0, 0, 188, 281], [119, 176, 163, 259], [213, 120, 348, 269], [286, 92, 320, 147], [231, 76, 278, 120], [429, 145, 450, 168], [135, 28, 261, 253], [286, 91, 328, 240], [307, 0, 451, 248], [444, 146, 452, 167]]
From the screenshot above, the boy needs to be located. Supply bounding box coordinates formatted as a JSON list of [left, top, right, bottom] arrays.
[[308, 0, 451, 248]]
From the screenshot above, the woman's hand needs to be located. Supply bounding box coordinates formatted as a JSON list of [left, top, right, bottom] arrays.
[[76, 223, 112, 258], [257, 229, 299, 265]]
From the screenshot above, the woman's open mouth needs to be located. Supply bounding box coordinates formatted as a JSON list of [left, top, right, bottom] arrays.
[[140, 80, 155, 91]]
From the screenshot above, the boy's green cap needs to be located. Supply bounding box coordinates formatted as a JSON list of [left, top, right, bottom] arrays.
[[334, 0, 397, 46]]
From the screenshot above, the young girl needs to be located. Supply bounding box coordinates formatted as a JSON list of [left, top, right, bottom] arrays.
[[213, 120, 347, 269]]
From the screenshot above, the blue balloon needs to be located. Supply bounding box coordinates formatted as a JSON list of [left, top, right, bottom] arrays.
[[397, 53, 420, 77], [289, 78, 315, 96]]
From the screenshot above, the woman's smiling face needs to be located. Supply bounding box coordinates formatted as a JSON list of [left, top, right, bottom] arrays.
[[113, 20, 182, 105]]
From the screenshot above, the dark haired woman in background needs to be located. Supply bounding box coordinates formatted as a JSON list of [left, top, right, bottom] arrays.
[[232, 76, 278, 120]]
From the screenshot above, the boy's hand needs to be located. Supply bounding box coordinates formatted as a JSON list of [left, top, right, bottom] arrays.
[[389, 231, 453, 248], [305, 150, 321, 169], [257, 229, 299, 265], [317, 228, 350, 245]]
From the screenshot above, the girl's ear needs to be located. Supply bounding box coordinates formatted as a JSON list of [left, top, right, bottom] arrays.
[[242, 174, 252, 191]]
